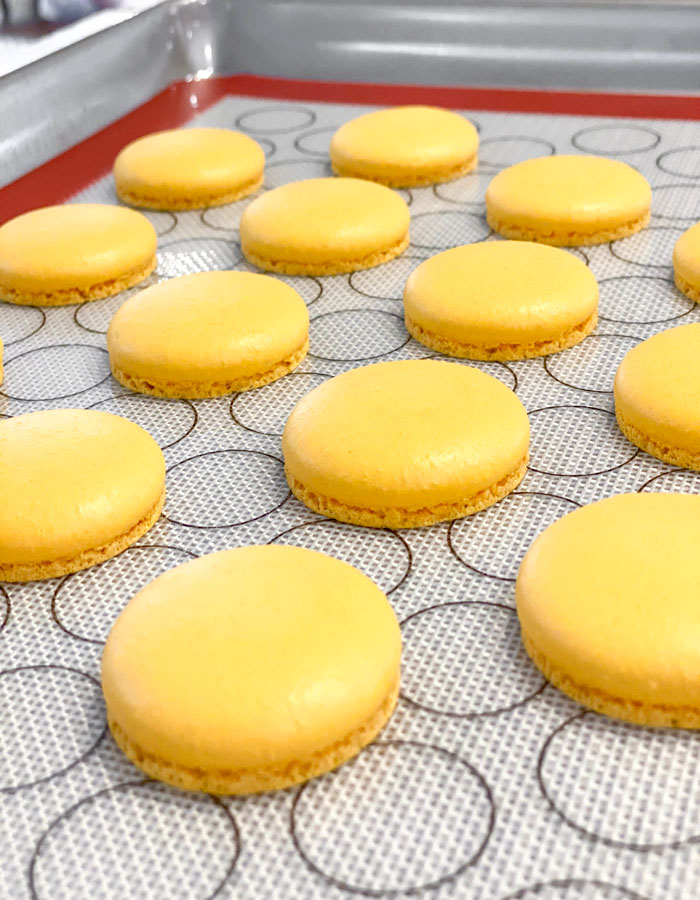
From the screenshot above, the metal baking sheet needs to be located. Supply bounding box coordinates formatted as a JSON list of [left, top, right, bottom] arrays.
[[1, 0, 700, 188], [3, 95, 700, 900]]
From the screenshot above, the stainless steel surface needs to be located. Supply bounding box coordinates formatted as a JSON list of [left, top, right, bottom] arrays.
[[2, 0, 41, 27], [0, 0, 699, 186], [214, 0, 700, 92], [0, 0, 160, 70], [0, 2, 181, 185], [1, 0, 107, 26]]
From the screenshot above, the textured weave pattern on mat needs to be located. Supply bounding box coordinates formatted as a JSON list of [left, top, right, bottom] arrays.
[[2, 99, 700, 900]]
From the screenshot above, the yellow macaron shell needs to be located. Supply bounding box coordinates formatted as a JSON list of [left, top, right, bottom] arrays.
[[102, 545, 401, 784], [614, 323, 700, 463], [107, 271, 309, 393], [517, 493, 700, 723], [330, 106, 478, 186], [239, 177, 410, 273], [0, 204, 157, 301], [403, 241, 598, 357], [673, 222, 700, 302], [485, 155, 651, 245], [114, 128, 265, 209], [283, 359, 529, 511], [0, 409, 165, 568]]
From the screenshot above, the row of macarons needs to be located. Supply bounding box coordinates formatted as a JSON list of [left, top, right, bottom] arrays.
[[3, 403, 699, 799], [93, 105, 662, 255], [101, 490, 700, 797], [1, 212, 699, 399], [1, 104, 697, 300], [1, 207, 699, 496], [5, 308, 700, 583], [1, 113, 700, 390], [0, 345, 696, 796], [2, 220, 699, 534]]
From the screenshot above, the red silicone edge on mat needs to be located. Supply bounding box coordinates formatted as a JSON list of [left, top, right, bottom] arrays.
[[1, 74, 699, 224]]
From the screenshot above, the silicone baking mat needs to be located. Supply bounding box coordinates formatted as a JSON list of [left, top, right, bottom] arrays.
[[3, 93, 700, 900]]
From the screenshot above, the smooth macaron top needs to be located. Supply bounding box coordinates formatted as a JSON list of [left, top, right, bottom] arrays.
[[614, 323, 700, 454], [404, 241, 598, 345], [239, 177, 410, 264], [0, 409, 165, 565], [113, 128, 265, 204], [673, 221, 700, 290], [516, 492, 700, 708], [330, 106, 478, 181], [486, 155, 651, 237], [0, 204, 157, 293], [283, 359, 529, 510], [102, 545, 401, 771], [107, 270, 309, 382]]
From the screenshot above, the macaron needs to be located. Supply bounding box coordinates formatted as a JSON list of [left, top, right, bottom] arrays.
[[0, 409, 165, 582], [0, 204, 157, 306], [673, 221, 700, 303], [329, 105, 479, 187], [102, 545, 401, 794], [239, 177, 410, 276], [107, 271, 309, 398], [517, 492, 700, 728], [283, 359, 529, 529], [614, 323, 700, 469], [403, 241, 598, 360], [114, 128, 265, 210], [485, 155, 651, 246]]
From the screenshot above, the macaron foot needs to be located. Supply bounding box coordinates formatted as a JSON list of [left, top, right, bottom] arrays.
[[616, 408, 700, 471], [405, 310, 597, 361], [486, 209, 650, 247], [0, 255, 156, 307], [116, 174, 263, 211], [243, 232, 410, 277], [522, 630, 700, 729], [107, 676, 398, 795], [0, 486, 165, 583], [110, 337, 309, 399], [675, 272, 700, 304], [331, 153, 477, 188], [286, 454, 528, 529]]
